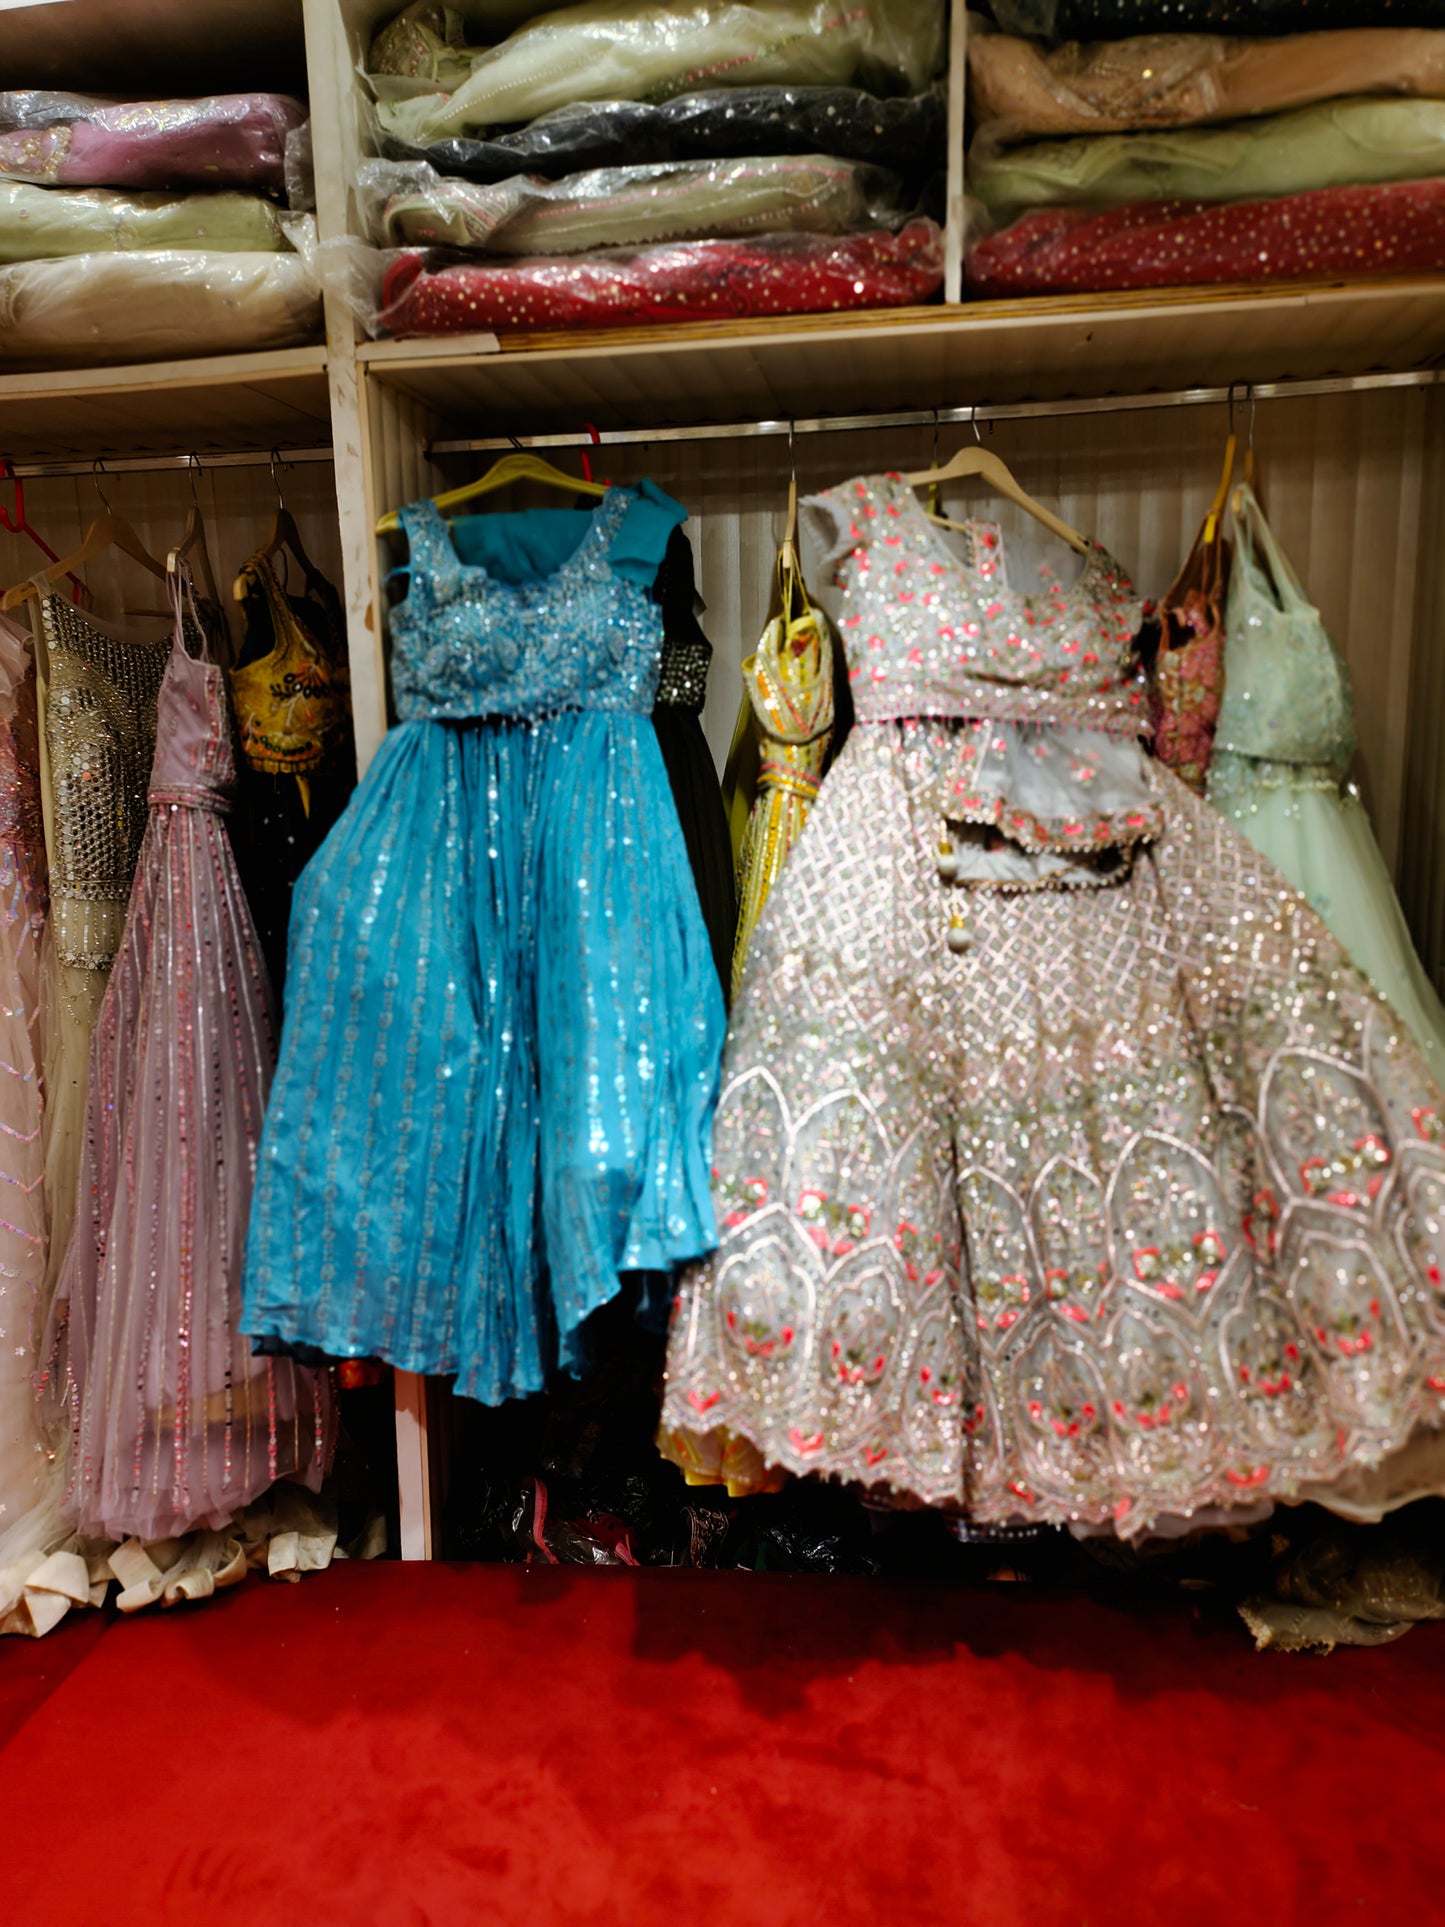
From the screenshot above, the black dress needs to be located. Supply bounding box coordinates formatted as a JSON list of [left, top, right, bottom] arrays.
[[649, 527, 737, 1002]]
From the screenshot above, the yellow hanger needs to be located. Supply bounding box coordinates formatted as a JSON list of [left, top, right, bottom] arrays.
[[1202, 431, 1237, 548], [375, 449, 607, 535], [905, 440, 1090, 556]]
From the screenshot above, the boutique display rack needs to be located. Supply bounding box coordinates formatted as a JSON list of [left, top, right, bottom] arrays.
[[5, 0, 1445, 1559]]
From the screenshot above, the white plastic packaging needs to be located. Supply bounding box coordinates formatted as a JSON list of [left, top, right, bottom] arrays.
[[368, 0, 948, 143], [359, 154, 910, 253]]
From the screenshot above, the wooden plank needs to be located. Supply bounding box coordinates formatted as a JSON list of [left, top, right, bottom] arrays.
[[307, 0, 446, 1562], [363, 276, 1445, 434], [0, 348, 333, 460], [943, 0, 969, 306], [0, 0, 309, 95]]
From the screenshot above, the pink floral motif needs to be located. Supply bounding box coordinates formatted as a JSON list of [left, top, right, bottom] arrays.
[[797, 1188, 871, 1256], [717, 1170, 769, 1229], [1298, 1135, 1391, 1208]]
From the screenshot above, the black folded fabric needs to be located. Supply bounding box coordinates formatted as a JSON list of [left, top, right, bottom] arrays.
[[983, 0, 1445, 35], [383, 84, 946, 184]]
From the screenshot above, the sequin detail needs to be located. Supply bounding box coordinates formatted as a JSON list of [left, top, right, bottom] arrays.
[[662, 477, 1445, 1535], [48, 587, 333, 1542], [39, 597, 170, 970], [378, 220, 945, 335], [968, 177, 1445, 298], [243, 488, 726, 1404]]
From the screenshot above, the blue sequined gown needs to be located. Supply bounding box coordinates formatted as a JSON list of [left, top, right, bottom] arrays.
[[241, 484, 725, 1403]]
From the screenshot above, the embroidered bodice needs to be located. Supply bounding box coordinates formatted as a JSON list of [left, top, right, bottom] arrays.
[[39, 596, 171, 969], [801, 472, 1159, 883], [391, 483, 685, 722], [802, 471, 1147, 733], [1212, 482, 1356, 790], [230, 552, 351, 781]]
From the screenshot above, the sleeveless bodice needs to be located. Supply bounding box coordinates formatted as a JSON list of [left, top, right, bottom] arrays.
[[230, 552, 351, 779], [803, 471, 1147, 733], [39, 596, 171, 969], [149, 646, 236, 808], [390, 483, 685, 722], [1214, 483, 1356, 779]]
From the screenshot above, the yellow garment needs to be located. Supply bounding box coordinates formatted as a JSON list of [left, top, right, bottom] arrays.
[[729, 578, 834, 1005], [658, 1419, 787, 1499]]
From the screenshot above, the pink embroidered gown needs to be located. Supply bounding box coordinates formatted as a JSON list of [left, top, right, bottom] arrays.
[[50, 576, 332, 1542], [662, 473, 1445, 1539]]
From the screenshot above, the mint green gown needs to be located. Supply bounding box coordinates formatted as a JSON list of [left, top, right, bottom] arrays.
[[1208, 483, 1445, 1080]]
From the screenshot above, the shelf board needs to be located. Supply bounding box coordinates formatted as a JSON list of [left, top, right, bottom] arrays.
[[0, 0, 309, 97], [362, 277, 1445, 434], [0, 345, 332, 461]]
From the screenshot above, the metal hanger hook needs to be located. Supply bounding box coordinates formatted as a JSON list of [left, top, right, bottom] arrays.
[[931, 408, 940, 469], [269, 448, 286, 508], [969, 406, 983, 446], [187, 452, 203, 510], [1246, 385, 1257, 452], [787, 419, 797, 487], [92, 457, 111, 513]]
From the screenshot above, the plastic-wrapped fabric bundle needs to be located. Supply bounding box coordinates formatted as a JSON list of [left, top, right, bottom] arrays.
[[0, 248, 321, 368], [969, 28, 1445, 142], [381, 84, 946, 182], [378, 218, 944, 332], [969, 97, 1445, 223], [0, 181, 289, 262], [0, 92, 307, 192], [981, 1, 1445, 36], [966, 177, 1445, 296], [370, 0, 947, 144], [364, 155, 908, 252]]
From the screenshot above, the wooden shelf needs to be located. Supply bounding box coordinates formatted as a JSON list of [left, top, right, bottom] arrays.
[[0, 0, 309, 97], [361, 277, 1445, 435], [0, 346, 332, 461]]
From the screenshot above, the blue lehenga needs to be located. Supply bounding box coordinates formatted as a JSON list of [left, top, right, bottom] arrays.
[[241, 483, 725, 1403]]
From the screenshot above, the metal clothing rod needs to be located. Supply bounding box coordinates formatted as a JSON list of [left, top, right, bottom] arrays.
[[428, 367, 1444, 457], [5, 445, 335, 481]]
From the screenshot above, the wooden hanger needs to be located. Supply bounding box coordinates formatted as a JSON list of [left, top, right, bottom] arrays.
[[375, 448, 606, 536], [169, 458, 220, 607], [1201, 431, 1237, 549], [906, 437, 1090, 556], [2, 509, 167, 613], [235, 451, 323, 600]]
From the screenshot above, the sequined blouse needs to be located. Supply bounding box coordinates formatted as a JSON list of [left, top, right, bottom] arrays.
[[390, 482, 686, 722], [803, 472, 1158, 882], [803, 472, 1147, 734]]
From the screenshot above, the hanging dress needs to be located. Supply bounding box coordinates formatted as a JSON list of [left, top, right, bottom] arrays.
[[1208, 483, 1445, 1081], [30, 593, 171, 1346], [662, 471, 1445, 1540], [0, 611, 68, 1631], [241, 484, 726, 1405], [228, 547, 355, 1005], [729, 551, 835, 1003], [49, 568, 332, 1542], [1148, 475, 1230, 794], [650, 526, 736, 997]]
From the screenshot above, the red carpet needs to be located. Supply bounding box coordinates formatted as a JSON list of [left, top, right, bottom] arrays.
[[2, 1563, 1442, 1925]]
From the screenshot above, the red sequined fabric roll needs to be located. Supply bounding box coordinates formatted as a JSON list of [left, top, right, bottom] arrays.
[[380, 218, 944, 333], [967, 178, 1445, 297]]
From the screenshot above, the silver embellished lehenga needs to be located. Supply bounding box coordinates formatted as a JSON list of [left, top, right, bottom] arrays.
[[661, 471, 1445, 1537]]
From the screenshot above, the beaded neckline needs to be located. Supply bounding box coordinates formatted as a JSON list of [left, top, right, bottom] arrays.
[[419, 488, 626, 590], [882, 474, 1109, 611]]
